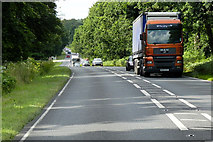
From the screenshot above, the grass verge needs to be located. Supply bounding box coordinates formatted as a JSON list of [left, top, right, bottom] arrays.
[[2, 63, 71, 141]]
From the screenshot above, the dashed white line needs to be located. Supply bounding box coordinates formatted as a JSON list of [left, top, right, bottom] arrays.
[[178, 99, 197, 108], [143, 79, 150, 83], [127, 80, 133, 83], [140, 90, 151, 97], [152, 83, 161, 88], [201, 113, 213, 122], [128, 74, 135, 77], [20, 73, 74, 142], [163, 90, 176, 96], [151, 99, 165, 108], [136, 77, 142, 80], [133, 84, 141, 89], [166, 113, 188, 131], [180, 119, 207, 122], [122, 77, 127, 80]]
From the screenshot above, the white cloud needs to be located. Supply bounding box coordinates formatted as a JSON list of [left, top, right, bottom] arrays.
[[56, 0, 98, 20]]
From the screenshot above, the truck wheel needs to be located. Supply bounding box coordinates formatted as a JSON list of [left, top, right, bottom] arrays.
[[175, 72, 182, 77], [126, 66, 130, 71], [144, 72, 150, 77]]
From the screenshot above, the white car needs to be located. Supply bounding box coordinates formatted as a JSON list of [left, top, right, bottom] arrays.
[[92, 58, 103, 66]]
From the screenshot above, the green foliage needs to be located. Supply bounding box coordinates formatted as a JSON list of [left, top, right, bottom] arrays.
[[103, 57, 128, 67], [2, 2, 68, 62], [2, 72, 17, 94], [61, 19, 83, 44], [39, 61, 55, 75], [2, 64, 71, 140]]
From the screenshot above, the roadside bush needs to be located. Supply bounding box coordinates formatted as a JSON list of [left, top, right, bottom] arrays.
[[2, 72, 16, 94], [40, 61, 55, 75]]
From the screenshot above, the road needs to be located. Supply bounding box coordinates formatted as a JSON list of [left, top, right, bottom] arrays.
[[17, 60, 212, 141]]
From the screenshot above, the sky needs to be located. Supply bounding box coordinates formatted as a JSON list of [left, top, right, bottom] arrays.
[[55, 0, 99, 20]]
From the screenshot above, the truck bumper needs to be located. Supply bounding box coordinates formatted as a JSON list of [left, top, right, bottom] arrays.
[[144, 56, 183, 74], [144, 66, 182, 73]]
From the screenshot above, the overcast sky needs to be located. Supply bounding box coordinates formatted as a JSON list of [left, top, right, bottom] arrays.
[[55, 0, 99, 20]]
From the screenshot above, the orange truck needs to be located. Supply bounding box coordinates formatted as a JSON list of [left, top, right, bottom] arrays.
[[132, 12, 183, 77]]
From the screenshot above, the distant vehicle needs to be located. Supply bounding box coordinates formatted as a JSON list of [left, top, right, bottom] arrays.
[[92, 58, 103, 66], [71, 53, 80, 65], [66, 51, 72, 59], [82, 60, 90, 66], [74, 62, 80, 67], [126, 55, 134, 71]]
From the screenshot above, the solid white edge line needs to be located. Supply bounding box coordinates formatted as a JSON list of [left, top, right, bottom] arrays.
[[201, 113, 213, 122], [178, 99, 197, 108], [133, 84, 141, 89], [140, 90, 150, 97], [163, 90, 176, 96], [143, 79, 150, 83], [152, 83, 161, 88], [151, 99, 165, 108], [127, 80, 133, 83], [19, 73, 74, 142], [166, 113, 188, 131]]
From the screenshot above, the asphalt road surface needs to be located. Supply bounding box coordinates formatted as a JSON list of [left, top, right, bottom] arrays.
[[17, 60, 212, 141]]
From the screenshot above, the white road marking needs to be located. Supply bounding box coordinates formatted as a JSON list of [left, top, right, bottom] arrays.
[[122, 77, 127, 80], [136, 77, 142, 80], [152, 83, 161, 88], [201, 113, 213, 122], [178, 99, 197, 108], [166, 113, 188, 131], [180, 119, 207, 122], [133, 84, 141, 89], [151, 99, 165, 108], [20, 73, 74, 142], [140, 90, 151, 97], [174, 113, 198, 115], [143, 79, 150, 83], [163, 90, 176, 96], [115, 73, 121, 77], [129, 74, 135, 77], [127, 80, 133, 83]]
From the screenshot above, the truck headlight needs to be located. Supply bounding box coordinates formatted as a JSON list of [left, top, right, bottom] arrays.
[[177, 60, 182, 64], [147, 61, 153, 64]]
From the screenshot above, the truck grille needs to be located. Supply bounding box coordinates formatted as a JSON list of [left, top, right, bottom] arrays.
[[154, 48, 176, 55], [154, 56, 176, 69]]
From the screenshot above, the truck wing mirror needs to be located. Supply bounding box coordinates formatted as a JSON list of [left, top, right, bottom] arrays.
[[140, 34, 143, 40]]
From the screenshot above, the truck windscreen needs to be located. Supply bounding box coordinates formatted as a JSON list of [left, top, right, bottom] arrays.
[[147, 24, 182, 44], [147, 29, 181, 44]]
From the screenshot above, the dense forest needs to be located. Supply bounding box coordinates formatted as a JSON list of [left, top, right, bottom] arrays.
[[2, 2, 69, 62], [71, 2, 213, 62], [61, 19, 83, 44]]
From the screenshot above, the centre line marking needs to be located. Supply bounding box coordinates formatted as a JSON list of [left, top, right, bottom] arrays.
[[133, 84, 141, 89], [140, 90, 151, 97], [201, 113, 213, 122], [178, 99, 197, 108], [152, 83, 161, 88], [127, 80, 133, 83], [163, 90, 175, 96], [122, 77, 127, 80], [151, 99, 165, 108], [166, 113, 188, 131], [136, 77, 142, 80], [143, 79, 150, 83]]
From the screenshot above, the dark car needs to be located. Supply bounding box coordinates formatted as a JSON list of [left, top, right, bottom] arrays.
[[126, 55, 133, 71], [92, 58, 103, 66]]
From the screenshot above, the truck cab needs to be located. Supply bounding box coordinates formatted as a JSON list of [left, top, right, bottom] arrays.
[[132, 12, 183, 77]]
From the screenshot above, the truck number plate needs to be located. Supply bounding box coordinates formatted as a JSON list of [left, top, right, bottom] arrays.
[[160, 69, 169, 72]]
